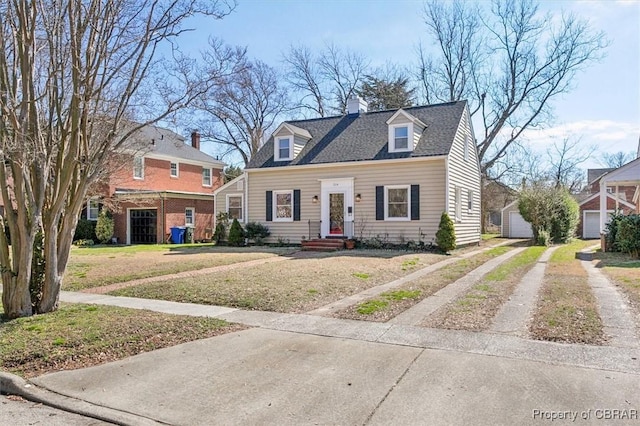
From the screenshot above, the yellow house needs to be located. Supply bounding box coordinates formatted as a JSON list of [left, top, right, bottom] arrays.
[[214, 98, 481, 246]]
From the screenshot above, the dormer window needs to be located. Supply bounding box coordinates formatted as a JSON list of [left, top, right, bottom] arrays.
[[275, 137, 293, 161], [389, 124, 413, 153]]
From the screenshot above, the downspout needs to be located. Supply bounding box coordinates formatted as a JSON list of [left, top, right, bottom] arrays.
[[161, 192, 165, 244]]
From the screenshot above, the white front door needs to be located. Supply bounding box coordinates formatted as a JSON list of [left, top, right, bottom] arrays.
[[320, 178, 354, 238]]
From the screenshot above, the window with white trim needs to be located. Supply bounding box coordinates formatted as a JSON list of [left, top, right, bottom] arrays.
[[455, 187, 462, 220], [185, 207, 194, 226], [227, 195, 243, 221], [388, 124, 413, 152], [133, 156, 144, 179], [87, 199, 100, 221], [273, 190, 293, 221], [202, 168, 212, 186], [385, 185, 410, 220], [275, 137, 292, 161], [170, 162, 179, 177], [467, 189, 473, 212]]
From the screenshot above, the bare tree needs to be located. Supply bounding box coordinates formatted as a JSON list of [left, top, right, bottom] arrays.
[[546, 137, 596, 192], [599, 151, 636, 168], [0, 0, 236, 319], [283, 43, 369, 117], [419, 0, 607, 176], [191, 43, 290, 166]]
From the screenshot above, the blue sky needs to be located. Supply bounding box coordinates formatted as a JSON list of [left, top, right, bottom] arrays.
[[179, 0, 639, 168]]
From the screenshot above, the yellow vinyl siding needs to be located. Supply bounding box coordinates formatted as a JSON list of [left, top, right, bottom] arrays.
[[446, 107, 481, 246], [246, 159, 446, 244], [215, 176, 246, 222]]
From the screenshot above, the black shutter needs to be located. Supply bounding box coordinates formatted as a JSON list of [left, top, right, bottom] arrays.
[[375, 186, 384, 220], [266, 191, 272, 221], [293, 189, 301, 221], [411, 185, 420, 220]]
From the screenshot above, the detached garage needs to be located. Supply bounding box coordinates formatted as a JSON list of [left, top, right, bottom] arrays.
[[579, 192, 635, 239], [501, 200, 533, 238]]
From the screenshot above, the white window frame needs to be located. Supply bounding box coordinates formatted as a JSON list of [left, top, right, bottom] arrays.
[[273, 190, 294, 222], [87, 198, 100, 221], [455, 187, 462, 221], [133, 156, 144, 180], [185, 207, 195, 227], [226, 194, 244, 222], [388, 123, 413, 153], [384, 185, 411, 221], [202, 167, 212, 187], [275, 136, 293, 161], [170, 161, 179, 177]]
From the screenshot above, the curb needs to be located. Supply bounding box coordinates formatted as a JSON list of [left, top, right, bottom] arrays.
[[0, 371, 161, 425]]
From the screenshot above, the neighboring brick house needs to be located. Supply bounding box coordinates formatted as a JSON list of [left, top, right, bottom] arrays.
[[579, 166, 638, 239], [82, 125, 225, 244]]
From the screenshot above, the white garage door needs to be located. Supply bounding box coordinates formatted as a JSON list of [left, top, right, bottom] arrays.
[[509, 212, 533, 238], [583, 211, 613, 239]]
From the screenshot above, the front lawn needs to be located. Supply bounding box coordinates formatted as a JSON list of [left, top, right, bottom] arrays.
[[596, 252, 640, 326], [335, 246, 513, 322], [109, 251, 446, 313], [0, 304, 243, 378], [529, 240, 605, 344], [422, 245, 547, 330], [64, 245, 297, 291]]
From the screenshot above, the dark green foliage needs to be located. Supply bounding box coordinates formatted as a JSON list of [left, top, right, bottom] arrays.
[[74, 219, 97, 241], [436, 212, 456, 253], [227, 218, 245, 247], [245, 222, 270, 245], [95, 209, 114, 244], [607, 213, 640, 258], [223, 165, 243, 183], [357, 74, 415, 111], [518, 185, 579, 246], [213, 211, 230, 244]]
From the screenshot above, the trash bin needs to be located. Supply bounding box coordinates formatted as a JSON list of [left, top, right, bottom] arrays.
[[185, 226, 194, 244], [170, 226, 186, 244]]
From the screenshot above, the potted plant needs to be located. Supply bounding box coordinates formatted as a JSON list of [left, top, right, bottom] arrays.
[[344, 239, 356, 249]]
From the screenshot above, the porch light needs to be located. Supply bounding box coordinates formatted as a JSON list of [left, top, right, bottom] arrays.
[[312, 195, 319, 204], [355, 193, 362, 202]]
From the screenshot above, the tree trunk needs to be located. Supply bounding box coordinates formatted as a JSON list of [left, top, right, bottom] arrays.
[[1, 275, 32, 318]]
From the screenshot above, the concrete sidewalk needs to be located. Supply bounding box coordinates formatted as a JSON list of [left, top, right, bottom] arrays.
[[17, 328, 640, 425]]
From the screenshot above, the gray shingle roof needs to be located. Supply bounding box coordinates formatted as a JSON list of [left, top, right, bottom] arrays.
[[248, 101, 467, 169], [131, 125, 224, 166], [587, 168, 614, 184]]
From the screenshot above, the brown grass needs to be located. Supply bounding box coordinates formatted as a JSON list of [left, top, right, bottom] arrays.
[[64, 245, 294, 291], [422, 246, 546, 331], [595, 252, 640, 328], [109, 251, 446, 313], [529, 241, 605, 345], [0, 303, 244, 378], [335, 246, 513, 322]]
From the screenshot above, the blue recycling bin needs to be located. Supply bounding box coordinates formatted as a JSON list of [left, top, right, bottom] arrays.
[[170, 226, 186, 244]]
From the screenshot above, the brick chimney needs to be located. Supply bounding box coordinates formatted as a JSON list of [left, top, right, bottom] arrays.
[[191, 131, 201, 150]]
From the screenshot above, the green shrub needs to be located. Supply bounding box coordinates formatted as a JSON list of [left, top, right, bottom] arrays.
[[227, 218, 245, 247], [518, 185, 579, 245], [614, 214, 640, 258], [436, 212, 456, 253], [75, 239, 95, 247], [74, 219, 96, 241], [95, 209, 114, 244], [245, 222, 270, 245], [213, 211, 230, 244]]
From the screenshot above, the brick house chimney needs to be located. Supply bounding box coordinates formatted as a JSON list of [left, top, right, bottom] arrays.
[[191, 131, 201, 150]]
